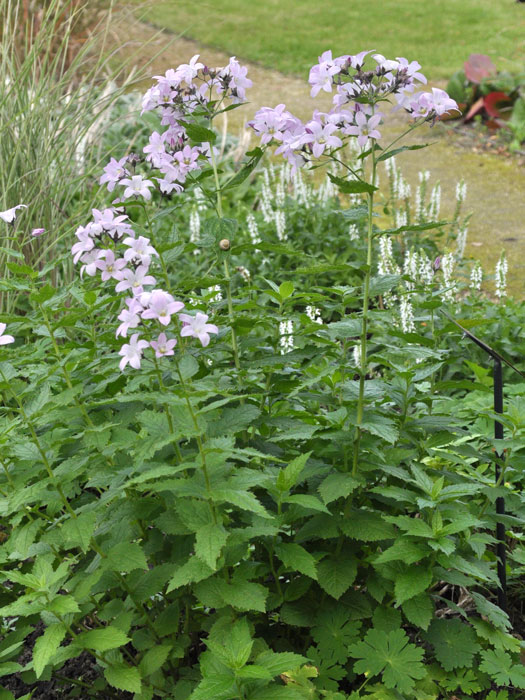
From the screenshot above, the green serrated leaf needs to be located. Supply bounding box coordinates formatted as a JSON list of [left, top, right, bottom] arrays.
[[61, 511, 97, 553], [195, 523, 229, 570], [33, 623, 67, 678], [318, 472, 360, 504], [425, 618, 480, 671], [479, 649, 525, 688], [166, 556, 214, 592], [212, 489, 272, 518], [376, 143, 429, 162], [104, 664, 142, 694], [328, 173, 378, 194], [349, 628, 425, 694], [139, 645, 172, 676], [283, 494, 330, 513], [317, 555, 357, 599], [276, 452, 311, 491], [401, 593, 433, 630], [180, 121, 216, 144], [75, 627, 130, 652], [275, 542, 317, 579], [189, 674, 236, 699], [105, 542, 148, 573], [341, 510, 396, 541], [394, 566, 433, 605], [255, 651, 308, 677]]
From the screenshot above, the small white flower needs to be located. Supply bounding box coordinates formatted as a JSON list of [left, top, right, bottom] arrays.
[[279, 320, 294, 354], [0, 204, 27, 223], [247, 213, 261, 244], [495, 254, 508, 298], [470, 261, 483, 291]]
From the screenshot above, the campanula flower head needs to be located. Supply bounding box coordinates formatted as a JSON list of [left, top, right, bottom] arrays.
[[141, 289, 185, 326], [120, 175, 155, 201], [115, 265, 156, 296], [92, 208, 134, 239], [309, 50, 341, 97], [71, 226, 95, 263], [94, 249, 127, 282], [123, 236, 158, 266], [116, 298, 142, 338], [150, 332, 177, 358], [409, 88, 459, 119], [0, 204, 27, 224], [249, 50, 457, 169], [31, 228, 45, 237], [99, 156, 129, 192], [119, 333, 150, 370], [345, 111, 382, 148], [179, 312, 218, 347], [79, 249, 102, 278], [247, 104, 296, 145], [0, 323, 15, 345]]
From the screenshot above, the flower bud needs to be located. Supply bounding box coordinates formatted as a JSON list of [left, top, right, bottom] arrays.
[[219, 239, 230, 251]]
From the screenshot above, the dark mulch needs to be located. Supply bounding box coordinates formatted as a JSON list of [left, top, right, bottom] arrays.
[[2, 623, 132, 699]]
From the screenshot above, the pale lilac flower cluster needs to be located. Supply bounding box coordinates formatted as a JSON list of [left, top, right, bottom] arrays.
[[0, 323, 15, 346], [248, 50, 458, 170], [98, 55, 252, 201], [72, 206, 218, 370]]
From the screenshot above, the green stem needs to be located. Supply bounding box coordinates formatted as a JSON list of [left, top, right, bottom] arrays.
[[352, 150, 377, 476], [153, 356, 184, 465], [208, 118, 242, 379], [175, 363, 218, 524], [223, 257, 241, 374], [38, 302, 94, 427], [0, 367, 76, 518]]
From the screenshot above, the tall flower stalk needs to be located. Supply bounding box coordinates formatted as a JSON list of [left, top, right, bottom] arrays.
[[353, 150, 377, 474], [248, 50, 459, 474]]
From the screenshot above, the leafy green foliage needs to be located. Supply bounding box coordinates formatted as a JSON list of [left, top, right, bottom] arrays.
[[1, 61, 523, 700], [425, 618, 480, 671], [349, 629, 426, 694]]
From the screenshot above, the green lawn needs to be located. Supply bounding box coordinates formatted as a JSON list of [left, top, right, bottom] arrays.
[[138, 0, 525, 80]]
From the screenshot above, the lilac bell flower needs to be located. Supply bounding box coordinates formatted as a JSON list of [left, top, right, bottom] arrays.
[[92, 208, 134, 239], [141, 289, 185, 326], [0, 323, 15, 345], [119, 333, 150, 370], [150, 332, 177, 358], [99, 157, 129, 192], [304, 118, 342, 158], [0, 204, 27, 224], [179, 312, 218, 347], [95, 249, 127, 281], [79, 249, 102, 278], [346, 111, 382, 148], [115, 265, 156, 295], [31, 228, 45, 237], [71, 226, 95, 263], [116, 297, 142, 338], [309, 50, 341, 97], [123, 235, 158, 266], [120, 175, 155, 201]]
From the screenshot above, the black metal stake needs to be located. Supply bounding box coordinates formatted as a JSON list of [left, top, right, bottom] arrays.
[[439, 311, 525, 612], [493, 358, 507, 612]]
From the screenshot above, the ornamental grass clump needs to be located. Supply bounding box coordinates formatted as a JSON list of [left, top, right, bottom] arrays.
[[1, 49, 525, 700], [0, 0, 144, 312]]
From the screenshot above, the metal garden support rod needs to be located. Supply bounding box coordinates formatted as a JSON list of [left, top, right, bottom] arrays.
[[441, 311, 525, 613], [493, 358, 507, 612]]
